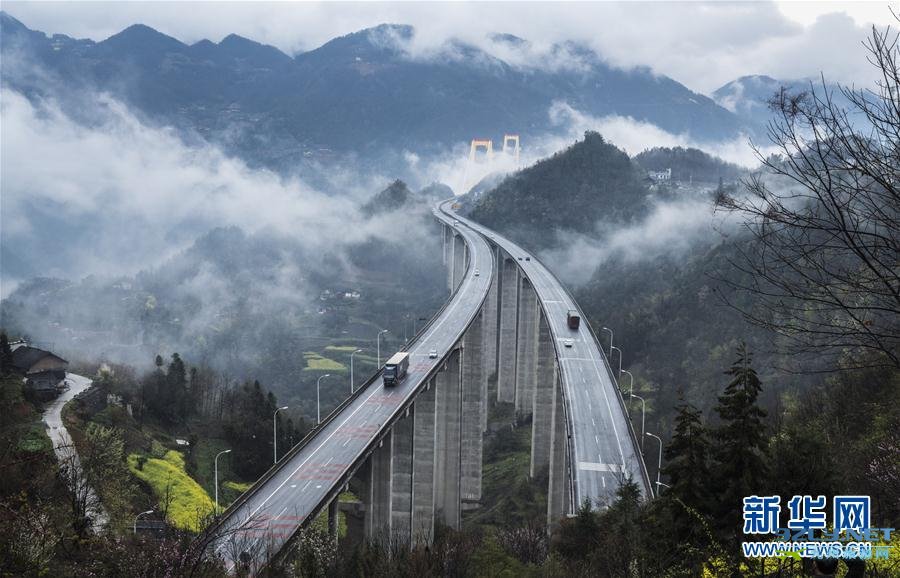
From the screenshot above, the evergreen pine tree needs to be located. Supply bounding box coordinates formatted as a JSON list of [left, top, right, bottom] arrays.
[[166, 353, 187, 422], [662, 395, 713, 572], [0, 333, 14, 375], [713, 343, 768, 571], [664, 396, 711, 511]]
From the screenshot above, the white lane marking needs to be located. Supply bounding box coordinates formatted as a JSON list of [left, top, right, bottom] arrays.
[[602, 477, 607, 489], [591, 418, 596, 427], [341, 438, 350, 447], [323, 456, 333, 466], [290, 484, 297, 489], [302, 481, 312, 490], [578, 462, 625, 473], [468, 222, 639, 499]]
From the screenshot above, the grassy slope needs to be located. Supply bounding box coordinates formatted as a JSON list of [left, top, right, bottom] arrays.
[[465, 413, 548, 529], [127, 450, 214, 532], [303, 352, 347, 372]]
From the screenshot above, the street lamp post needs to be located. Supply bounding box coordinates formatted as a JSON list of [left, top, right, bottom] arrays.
[[610, 345, 623, 376], [377, 329, 389, 367], [620, 369, 634, 396], [273, 406, 288, 464], [316, 374, 332, 424], [630, 393, 646, 453], [646, 432, 663, 498], [349, 349, 363, 393], [602, 327, 613, 356], [133, 509, 154, 534], [214, 449, 231, 514]]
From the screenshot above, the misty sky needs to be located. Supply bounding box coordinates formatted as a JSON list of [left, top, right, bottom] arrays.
[[3, 1, 897, 93]]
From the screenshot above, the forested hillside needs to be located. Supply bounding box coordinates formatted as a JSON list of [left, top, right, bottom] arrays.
[[633, 146, 746, 183], [469, 132, 649, 248], [469, 131, 799, 451]]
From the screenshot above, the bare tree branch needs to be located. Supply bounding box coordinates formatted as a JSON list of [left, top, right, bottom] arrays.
[[716, 18, 900, 372]]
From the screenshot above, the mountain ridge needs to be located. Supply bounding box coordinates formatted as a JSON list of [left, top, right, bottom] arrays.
[[1, 12, 750, 174]]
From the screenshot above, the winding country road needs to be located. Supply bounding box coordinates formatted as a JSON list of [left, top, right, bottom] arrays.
[[42, 373, 109, 532]]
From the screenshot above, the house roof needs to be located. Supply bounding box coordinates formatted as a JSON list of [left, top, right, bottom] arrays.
[[11, 346, 68, 373]]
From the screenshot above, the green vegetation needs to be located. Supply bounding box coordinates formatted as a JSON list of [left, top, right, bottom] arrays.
[[190, 437, 233, 495], [324, 345, 360, 353], [127, 450, 214, 532], [633, 145, 744, 183], [309, 493, 351, 539], [223, 480, 251, 493], [467, 416, 547, 528], [17, 421, 53, 454], [470, 131, 649, 249], [303, 352, 347, 372]]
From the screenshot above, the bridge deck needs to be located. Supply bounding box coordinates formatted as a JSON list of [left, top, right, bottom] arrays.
[[211, 203, 493, 569], [453, 208, 652, 505]]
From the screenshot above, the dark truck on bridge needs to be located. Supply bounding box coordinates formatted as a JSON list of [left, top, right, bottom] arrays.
[[383, 352, 410, 386], [567, 310, 581, 330]]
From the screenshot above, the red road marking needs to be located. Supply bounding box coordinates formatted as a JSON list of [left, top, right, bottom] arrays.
[[291, 462, 348, 481]]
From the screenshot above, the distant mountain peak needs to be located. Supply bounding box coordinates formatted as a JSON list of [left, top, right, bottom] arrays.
[[363, 179, 413, 215], [726, 74, 780, 85], [489, 32, 530, 48], [217, 33, 290, 64], [100, 23, 186, 52], [367, 23, 415, 40], [220, 33, 261, 48], [0, 10, 26, 30]]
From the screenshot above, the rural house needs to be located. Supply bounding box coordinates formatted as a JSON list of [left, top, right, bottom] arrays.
[[10, 344, 69, 399]]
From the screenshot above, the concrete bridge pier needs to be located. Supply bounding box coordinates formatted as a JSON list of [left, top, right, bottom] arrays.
[[390, 409, 415, 544], [515, 278, 539, 416], [446, 228, 453, 291], [547, 381, 569, 529], [531, 312, 557, 478], [451, 233, 467, 292], [481, 245, 500, 430], [411, 379, 437, 544], [327, 497, 339, 544], [365, 431, 393, 540], [434, 348, 462, 528], [496, 252, 519, 403], [461, 310, 484, 504]]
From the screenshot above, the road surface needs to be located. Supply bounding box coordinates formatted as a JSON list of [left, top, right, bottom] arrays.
[[42, 373, 109, 532], [451, 208, 652, 504], [211, 204, 494, 569]]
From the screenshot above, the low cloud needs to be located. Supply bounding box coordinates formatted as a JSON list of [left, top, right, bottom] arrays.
[[542, 196, 740, 285], [0, 89, 408, 287], [547, 102, 773, 168], [2, 2, 888, 93], [401, 98, 768, 199]]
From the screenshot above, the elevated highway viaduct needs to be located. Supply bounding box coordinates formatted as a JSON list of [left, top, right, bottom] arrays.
[[208, 200, 650, 573]]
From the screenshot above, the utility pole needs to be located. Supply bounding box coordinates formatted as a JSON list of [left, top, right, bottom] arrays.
[[214, 449, 231, 514], [273, 406, 288, 464]]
